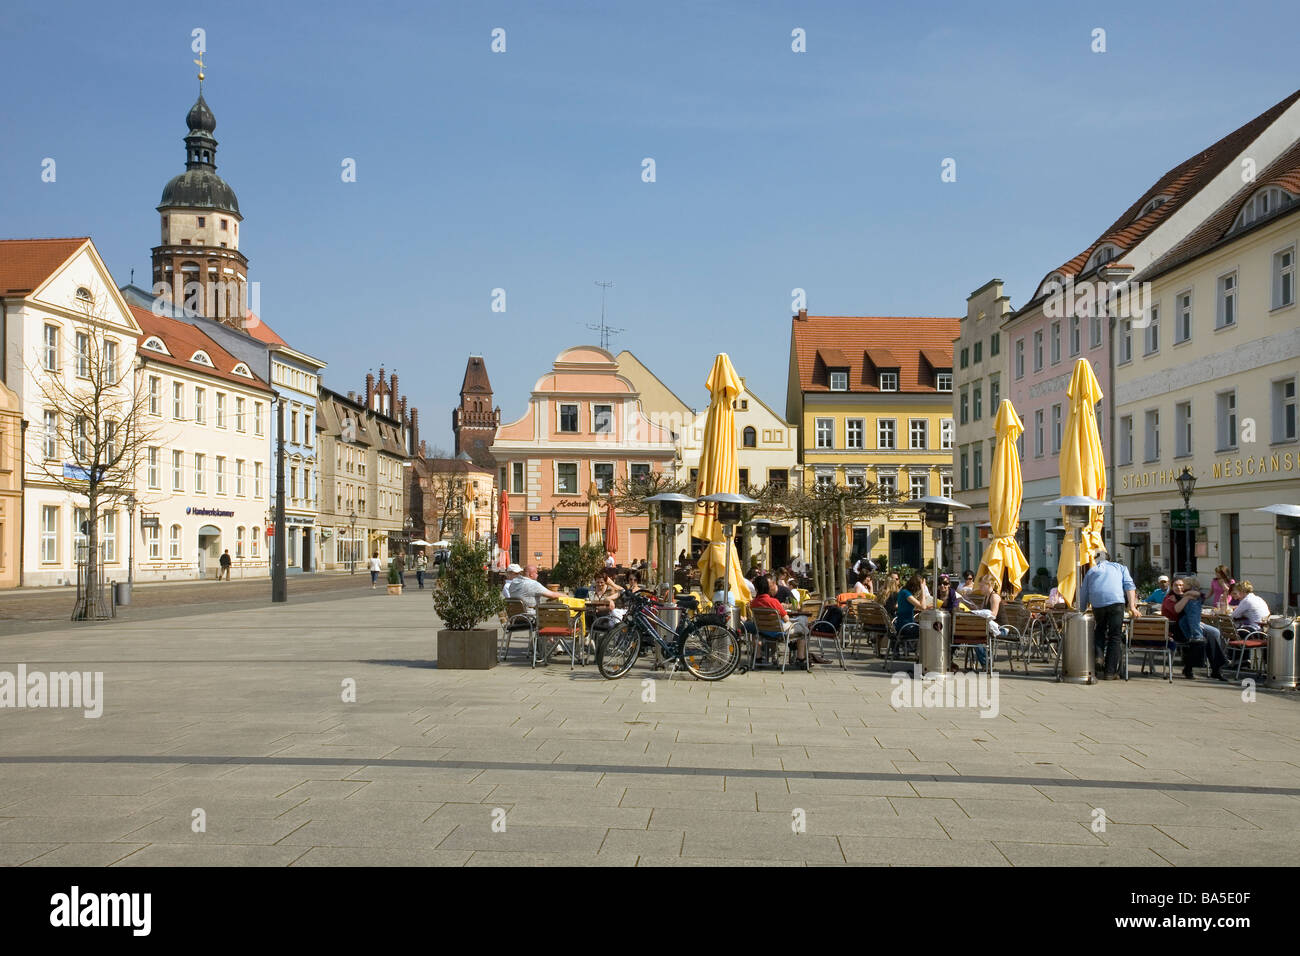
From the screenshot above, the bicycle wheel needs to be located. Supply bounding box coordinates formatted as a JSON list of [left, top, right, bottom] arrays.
[[596, 621, 641, 679], [679, 623, 741, 681]]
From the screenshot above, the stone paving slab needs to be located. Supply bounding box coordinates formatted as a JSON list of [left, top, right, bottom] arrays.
[[1, 591, 1297, 866]]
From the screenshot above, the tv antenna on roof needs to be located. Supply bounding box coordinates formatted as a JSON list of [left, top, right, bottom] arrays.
[[588, 280, 623, 351]]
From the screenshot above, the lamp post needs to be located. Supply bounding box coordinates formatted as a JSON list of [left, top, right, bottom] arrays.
[[1175, 466, 1197, 576], [403, 514, 414, 560], [549, 506, 558, 568], [125, 493, 137, 593], [272, 398, 287, 603], [348, 507, 357, 574]]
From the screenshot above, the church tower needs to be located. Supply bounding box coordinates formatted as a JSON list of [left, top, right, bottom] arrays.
[[453, 355, 500, 467], [151, 79, 248, 327]]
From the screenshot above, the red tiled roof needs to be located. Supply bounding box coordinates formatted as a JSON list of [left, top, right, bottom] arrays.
[[792, 315, 960, 393], [1140, 137, 1300, 282], [1036, 88, 1300, 294], [816, 347, 850, 368], [131, 304, 272, 392], [0, 238, 88, 295], [865, 347, 899, 367], [242, 310, 287, 346], [920, 347, 951, 370]]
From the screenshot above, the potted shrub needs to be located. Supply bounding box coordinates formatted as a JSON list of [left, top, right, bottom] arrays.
[[549, 542, 607, 593], [386, 557, 403, 595], [433, 540, 505, 669]]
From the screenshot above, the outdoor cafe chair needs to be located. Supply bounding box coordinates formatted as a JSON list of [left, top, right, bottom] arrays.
[[883, 614, 920, 671], [994, 602, 1031, 672], [500, 599, 536, 662], [853, 601, 893, 658], [804, 604, 848, 670], [1226, 624, 1268, 679], [751, 605, 808, 674], [951, 612, 993, 675], [534, 603, 583, 669], [1127, 615, 1174, 682]]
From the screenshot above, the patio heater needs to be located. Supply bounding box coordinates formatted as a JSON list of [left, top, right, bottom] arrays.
[[751, 519, 772, 570], [697, 492, 758, 613], [643, 492, 696, 592], [915, 496, 970, 599], [1255, 504, 1300, 618], [1255, 503, 1299, 690], [914, 496, 970, 677], [1047, 495, 1108, 684]]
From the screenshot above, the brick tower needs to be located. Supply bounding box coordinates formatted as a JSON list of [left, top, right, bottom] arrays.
[[453, 355, 500, 467]]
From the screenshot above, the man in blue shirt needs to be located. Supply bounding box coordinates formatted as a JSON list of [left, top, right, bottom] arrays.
[[1078, 547, 1139, 680], [1147, 574, 1170, 606]]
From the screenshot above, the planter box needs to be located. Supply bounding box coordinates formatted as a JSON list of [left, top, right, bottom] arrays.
[[387, 584, 403, 595], [437, 629, 499, 669]]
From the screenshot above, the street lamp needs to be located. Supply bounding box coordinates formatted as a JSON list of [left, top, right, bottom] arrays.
[[124, 493, 137, 594], [403, 514, 414, 559], [549, 507, 558, 567], [1175, 466, 1197, 575], [348, 507, 357, 574]]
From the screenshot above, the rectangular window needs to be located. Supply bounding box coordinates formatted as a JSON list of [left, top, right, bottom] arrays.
[[1015, 338, 1025, 379], [1175, 291, 1192, 341], [1272, 377, 1297, 442], [630, 463, 651, 484], [511, 462, 525, 494], [910, 474, 928, 500], [195, 453, 206, 493], [959, 388, 969, 425], [989, 333, 1000, 357], [813, 472, 832, 492], [738, 468, 750, 490], [42, 409, 57, 459], [768, 468, 788, 489], [104, 340, 118, 382], [592, 404, 613, 434], [877, 418, 896, 450], [959, 450, 969, 491], [1216, 277, 1234, 330], [558, 404, 578, 433], [1034, 409, 1044, 458], [879, 371, 898, 391], [1144, 409, 1160, 462], [173, 450, 184, 490], [877, 475, 896, 502], [940, 418, 954, 450], [959, 348, 969, 369], [73, 416, 88, 461], [147, 447, 160, 488], [593, 462, 614, 493], [936, 371, 952, 392], [1050, 321, 1061, 364], [1145, 306, 1160, 354], [75, 332, 89, 377], [1119, 415, 1133, 465], [174, 382, 184, 419], [255, 402, 264, 435], [255, 462, 263, 498], [556, 462, 578, 495], [43, 324, 59, 371], [829, 370, 848, 391], [1274, 247, 1295, 309], [290, 408, 297, 442], [845, 418, 864, 449], [1051, 404, 1062, 454], [973, 448, 983, 488], [1033, 330, 1044, 371], [289, 466, 297, 502], [1175, 402, 1192, 458], [236, 459, 245, 496], [815, 418, 834, 449], [102, 510, 116, 563], [909, 418, 927, 450], [989, 375, 1000, 411], [1216, 391, 1237, 451], [41, 505, 58, 563], [236, 397, 246, 432], [1119, 319, 1133, 363], [973, 384, 983, 421], [1090, 313, 1103, 348], [194, 387, 205, 424], [1069, 315, 1081, 355], [167, 525, 178, 560], [845, 472, 864, 491], [940, 474, 953, 498], [973, 341, 982, 364], [216, 456, 226, 494], [303, 413, 311, 446], [148, 376, 161, 415]]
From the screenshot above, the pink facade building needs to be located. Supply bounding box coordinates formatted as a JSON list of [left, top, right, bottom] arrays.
[[489, 346, 677, 568]]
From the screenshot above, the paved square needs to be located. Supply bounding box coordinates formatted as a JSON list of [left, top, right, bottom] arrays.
[[2, 588, 1297, 866]]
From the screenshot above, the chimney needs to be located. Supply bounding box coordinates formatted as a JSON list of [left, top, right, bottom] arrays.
[[365, 373, 374, 406], [410, 408, 420, 450], [797, 308, 808, 321], [390, 373, 399, 411], [419, 438, 427, 458]]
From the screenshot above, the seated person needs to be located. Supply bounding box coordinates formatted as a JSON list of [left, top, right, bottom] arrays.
[[1230, 581, 1270, 631], [774, 576, 796, 605], [960, 574, 1007, 669], [502, 563, 565, 614], [896, 574, 924, 631], [711, 577, 756, 636], [853, 570, 874, 596], [1209, 565, 1236, 611], [1161, 577, 1227, 681], [751, 574, 820, 664], [590, 569, 625, 621], [1147, 575, 1170, 607], [1047, 585, 1065, 607]]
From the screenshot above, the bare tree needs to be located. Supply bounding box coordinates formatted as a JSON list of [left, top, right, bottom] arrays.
[[28, 295, 160, 619]]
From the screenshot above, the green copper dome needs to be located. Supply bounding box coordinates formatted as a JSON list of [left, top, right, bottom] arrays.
[[158, 93, 240, 216]]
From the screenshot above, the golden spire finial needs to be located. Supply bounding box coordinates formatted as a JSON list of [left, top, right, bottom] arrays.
[[194, 51, 206, 89]]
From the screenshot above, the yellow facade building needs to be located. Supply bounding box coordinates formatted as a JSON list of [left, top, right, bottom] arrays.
[[787, 310, 959, 570]]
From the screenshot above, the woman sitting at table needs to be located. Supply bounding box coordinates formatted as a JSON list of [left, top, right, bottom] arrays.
[[879, 574, 901, 620], [958, 574, 1006, 670], [853, 570, 874, 596], [591, 570, 626, 620], [751, 574, 825, 665]]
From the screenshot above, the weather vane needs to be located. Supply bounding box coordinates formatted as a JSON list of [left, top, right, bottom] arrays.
[[194, 51, 205, 90]]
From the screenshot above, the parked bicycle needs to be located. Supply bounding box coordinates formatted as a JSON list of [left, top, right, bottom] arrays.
[[595, 590, 742, 681]]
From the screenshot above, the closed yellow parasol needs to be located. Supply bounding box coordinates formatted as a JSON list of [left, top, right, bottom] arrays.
[[691, 354, 747, 602], [976, 400, 1031, 595], [585, 482, 603, 546], [1056, 359, 1107, 606]]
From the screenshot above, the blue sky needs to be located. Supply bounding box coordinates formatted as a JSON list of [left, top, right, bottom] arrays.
[[3, 0, 1297, 448]]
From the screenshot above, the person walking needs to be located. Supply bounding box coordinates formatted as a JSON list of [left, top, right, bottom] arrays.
[[218, 549, 232, 582], [1077, 547, 1139, 680], [415, 551, 428, 589], [394, 551, 406, 587], [367, 551, 382, 589]]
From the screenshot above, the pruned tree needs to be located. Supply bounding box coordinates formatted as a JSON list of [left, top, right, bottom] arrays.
[[28, 294, 161, 619], [607, 471, 695, 587]]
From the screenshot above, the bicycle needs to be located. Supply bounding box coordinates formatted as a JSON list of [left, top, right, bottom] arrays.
[[595, 590, 742, 681]]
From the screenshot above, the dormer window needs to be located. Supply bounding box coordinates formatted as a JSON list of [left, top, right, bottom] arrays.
[[1086, 243, 1122, 271], [1139, 195, 1170, 217], [828, 370, 848, 391], [75, 286, 93, 303], [231, 362, 253, 378], [879, 371, 899, 391], [142, 336, 170, 355], [1233, 186, 1296, 232], [190, 350, 214, 367], [937, 372, 953, 392]]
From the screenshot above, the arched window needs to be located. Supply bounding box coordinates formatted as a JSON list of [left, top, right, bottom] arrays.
[[236, 526, 245, 558], [251, 528, 260, 558], [75, 287, 93, 304], [742, 426, 757, 448]]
